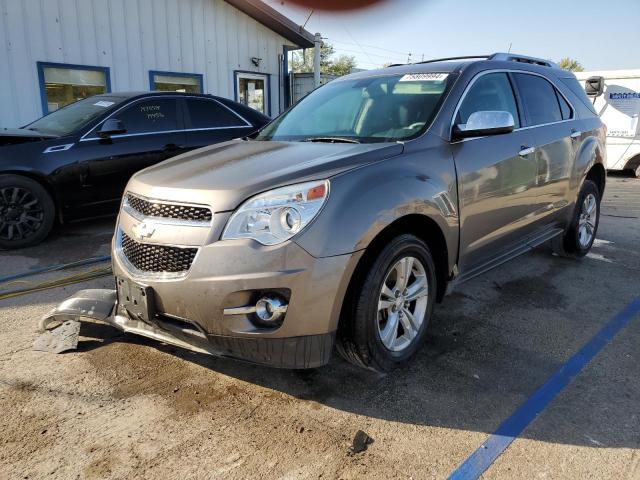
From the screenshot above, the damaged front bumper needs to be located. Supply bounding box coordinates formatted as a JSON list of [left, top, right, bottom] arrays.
[[39, 288, 334, 368]]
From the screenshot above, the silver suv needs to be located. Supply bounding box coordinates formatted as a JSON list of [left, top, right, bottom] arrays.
[[45, 53, 606, 371]]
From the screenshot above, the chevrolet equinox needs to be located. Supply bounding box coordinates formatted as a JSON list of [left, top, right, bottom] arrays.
[[44, 53, 607, 372]]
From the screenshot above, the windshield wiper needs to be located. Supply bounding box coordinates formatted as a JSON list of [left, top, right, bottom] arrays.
[[303, 136, 361, 144]]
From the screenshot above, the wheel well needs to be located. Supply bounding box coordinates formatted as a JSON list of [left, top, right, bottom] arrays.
[[624, 154, 640, 171], [0, 171, 59, 221], [341, 215, 450, 319], [585, 163, 606, 198]]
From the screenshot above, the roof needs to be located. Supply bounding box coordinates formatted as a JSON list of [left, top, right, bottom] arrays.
[[224, 0, 315, 48]]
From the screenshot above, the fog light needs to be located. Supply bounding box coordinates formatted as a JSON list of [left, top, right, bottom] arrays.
[[255, 295, 288, 324]]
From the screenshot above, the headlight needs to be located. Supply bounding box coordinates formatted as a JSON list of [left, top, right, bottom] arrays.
[[222, 180, 330, 245]]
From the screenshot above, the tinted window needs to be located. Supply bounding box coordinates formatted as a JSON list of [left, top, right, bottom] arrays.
[[113, 98, 179, 134], [556, 91, 572, 120], [514, 74, 562, 126], [560, 77, 598, 115], [456, 73, 520, 128], [185, 98, 245, 128]]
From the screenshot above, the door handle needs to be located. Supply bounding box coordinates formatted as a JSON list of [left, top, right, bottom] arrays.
[[163, 143, 184, 151], [518, 146, 535, 157], [570, 129, 582, 139]]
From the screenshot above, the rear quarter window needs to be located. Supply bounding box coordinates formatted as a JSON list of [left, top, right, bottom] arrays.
[[559, 77, 598, 116]]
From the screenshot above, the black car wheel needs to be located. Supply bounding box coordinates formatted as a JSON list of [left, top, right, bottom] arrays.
[[0, 174, 55, 249], [552, 179, 600, 258], [337, 234, 437, 372]]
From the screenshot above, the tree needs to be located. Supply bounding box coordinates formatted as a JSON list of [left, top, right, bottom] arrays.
[[326, 54, 357, 76], [290, 42, 356, 76], [558, 57, 584, 72]]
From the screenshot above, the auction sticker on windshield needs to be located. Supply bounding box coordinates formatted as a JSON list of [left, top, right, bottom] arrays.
[[399, 73, 449, 82]]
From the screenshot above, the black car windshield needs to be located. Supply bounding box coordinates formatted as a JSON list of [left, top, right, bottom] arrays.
[[25, 96, 128, 136], [256, 72, 453, 143]]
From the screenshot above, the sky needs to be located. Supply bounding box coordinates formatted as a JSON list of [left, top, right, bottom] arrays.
[[266, 0, 640, 72]]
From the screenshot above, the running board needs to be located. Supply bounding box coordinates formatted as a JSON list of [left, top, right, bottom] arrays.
[[448, 227, 564, 291]]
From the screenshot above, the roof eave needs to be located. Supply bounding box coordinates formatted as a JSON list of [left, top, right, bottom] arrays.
[[225, 0, 315, 48]]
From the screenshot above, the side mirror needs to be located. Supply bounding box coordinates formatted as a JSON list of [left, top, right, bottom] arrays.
[[453, 111, 515, 140], [98, 118, 126, 138], [584, 76, 605, 98]]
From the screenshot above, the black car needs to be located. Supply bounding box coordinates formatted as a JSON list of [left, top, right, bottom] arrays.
[[0, 92, 269, 249]]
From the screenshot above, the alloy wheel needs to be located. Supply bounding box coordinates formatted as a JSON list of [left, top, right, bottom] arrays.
[[377, 256, 429, 352], [578, 192, 597, 248], [0, 186, 45, 241]]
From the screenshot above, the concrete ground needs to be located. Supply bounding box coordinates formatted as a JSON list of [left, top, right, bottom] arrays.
[[0, 175, 638, 480]]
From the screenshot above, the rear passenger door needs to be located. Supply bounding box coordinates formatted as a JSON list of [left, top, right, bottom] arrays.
[[512, 73, 576, 224], [183, 97, 255, 150], [451, 72, 538, 275]]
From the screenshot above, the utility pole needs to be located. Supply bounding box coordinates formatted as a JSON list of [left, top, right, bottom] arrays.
[[313, 32, 321, 88]]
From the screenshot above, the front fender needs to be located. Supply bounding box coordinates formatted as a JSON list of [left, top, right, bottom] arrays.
[[295, 142, 459, 271]]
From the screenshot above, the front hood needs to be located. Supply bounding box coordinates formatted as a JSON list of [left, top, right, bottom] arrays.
[[127, 139, 403, 211], [0, 128, 59, 146]]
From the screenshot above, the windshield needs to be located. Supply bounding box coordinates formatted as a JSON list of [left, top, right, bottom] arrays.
[[257, 73, 453, 143], [25, 96, 128, 136]]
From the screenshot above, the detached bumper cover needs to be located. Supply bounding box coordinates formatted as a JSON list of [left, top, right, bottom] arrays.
[[40, 288, 333, 368]]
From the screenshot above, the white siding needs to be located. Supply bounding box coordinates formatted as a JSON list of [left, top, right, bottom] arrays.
[[0, 0, 295, 127]]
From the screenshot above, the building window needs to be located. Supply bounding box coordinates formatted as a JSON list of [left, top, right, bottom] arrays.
[[37, 62, 110, 114], [235, 72, 269, 115], [149, 71, 203, 93]]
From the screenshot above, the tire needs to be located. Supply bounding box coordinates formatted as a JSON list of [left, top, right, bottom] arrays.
[[336, 234, 437, 372], [552, 179, 600, 258], [0, 174, 55, 249]]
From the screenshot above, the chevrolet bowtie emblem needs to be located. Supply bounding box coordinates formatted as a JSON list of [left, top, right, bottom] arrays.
[[132, 221, 155, 240]]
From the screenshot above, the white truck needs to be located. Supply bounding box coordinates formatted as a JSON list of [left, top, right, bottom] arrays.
[[576, 70, 640, 177]]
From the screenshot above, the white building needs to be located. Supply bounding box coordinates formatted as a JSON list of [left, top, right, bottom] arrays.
[[0, 0, 314, 128]]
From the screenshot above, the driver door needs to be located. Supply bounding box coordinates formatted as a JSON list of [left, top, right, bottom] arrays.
[[450, 72, 538, 276], [73, 97, 186, 217]]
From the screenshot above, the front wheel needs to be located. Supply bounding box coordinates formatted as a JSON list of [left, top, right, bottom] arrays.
[[553, 179, 600, 258], [0, 174, 55, 249], [337, 234, 437, 372]]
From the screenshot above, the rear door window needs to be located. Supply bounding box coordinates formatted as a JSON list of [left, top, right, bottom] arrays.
[[185, 98, 246, 129], [456, 73, 520, 128], [513, 74, 563, 126], [113, 98, 180, 134]]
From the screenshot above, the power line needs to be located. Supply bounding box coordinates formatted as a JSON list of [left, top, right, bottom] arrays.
[[331, 47, 406, 61], [324, 37, 423, 58]]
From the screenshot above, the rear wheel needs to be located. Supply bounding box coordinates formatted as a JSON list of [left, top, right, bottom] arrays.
[[337, 234, 437, 372], [552, 179, 600, 258], [0, 174, 55, 249]]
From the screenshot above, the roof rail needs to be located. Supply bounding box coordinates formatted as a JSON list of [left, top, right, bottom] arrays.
[[385, 52, 559, 69], [488, 52, 559, 68], [386, 55, 491, 67]]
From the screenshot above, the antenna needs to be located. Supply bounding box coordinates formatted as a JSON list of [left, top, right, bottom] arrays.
[[507, 42, 512, 53]]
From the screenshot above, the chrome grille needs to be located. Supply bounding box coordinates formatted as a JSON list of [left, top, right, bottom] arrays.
[[121, 232, 197, 273], [126, 193, 212, 222]]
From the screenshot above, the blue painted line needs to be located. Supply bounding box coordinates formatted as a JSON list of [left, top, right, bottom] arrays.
[[0, 255, 111, 284], [449, 297, 640, 480]]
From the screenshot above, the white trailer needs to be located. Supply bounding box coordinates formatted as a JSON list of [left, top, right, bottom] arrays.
[[576, 70, 640, 176]]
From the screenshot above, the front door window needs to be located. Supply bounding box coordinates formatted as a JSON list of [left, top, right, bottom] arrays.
[[236, 73, 268, 115]]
